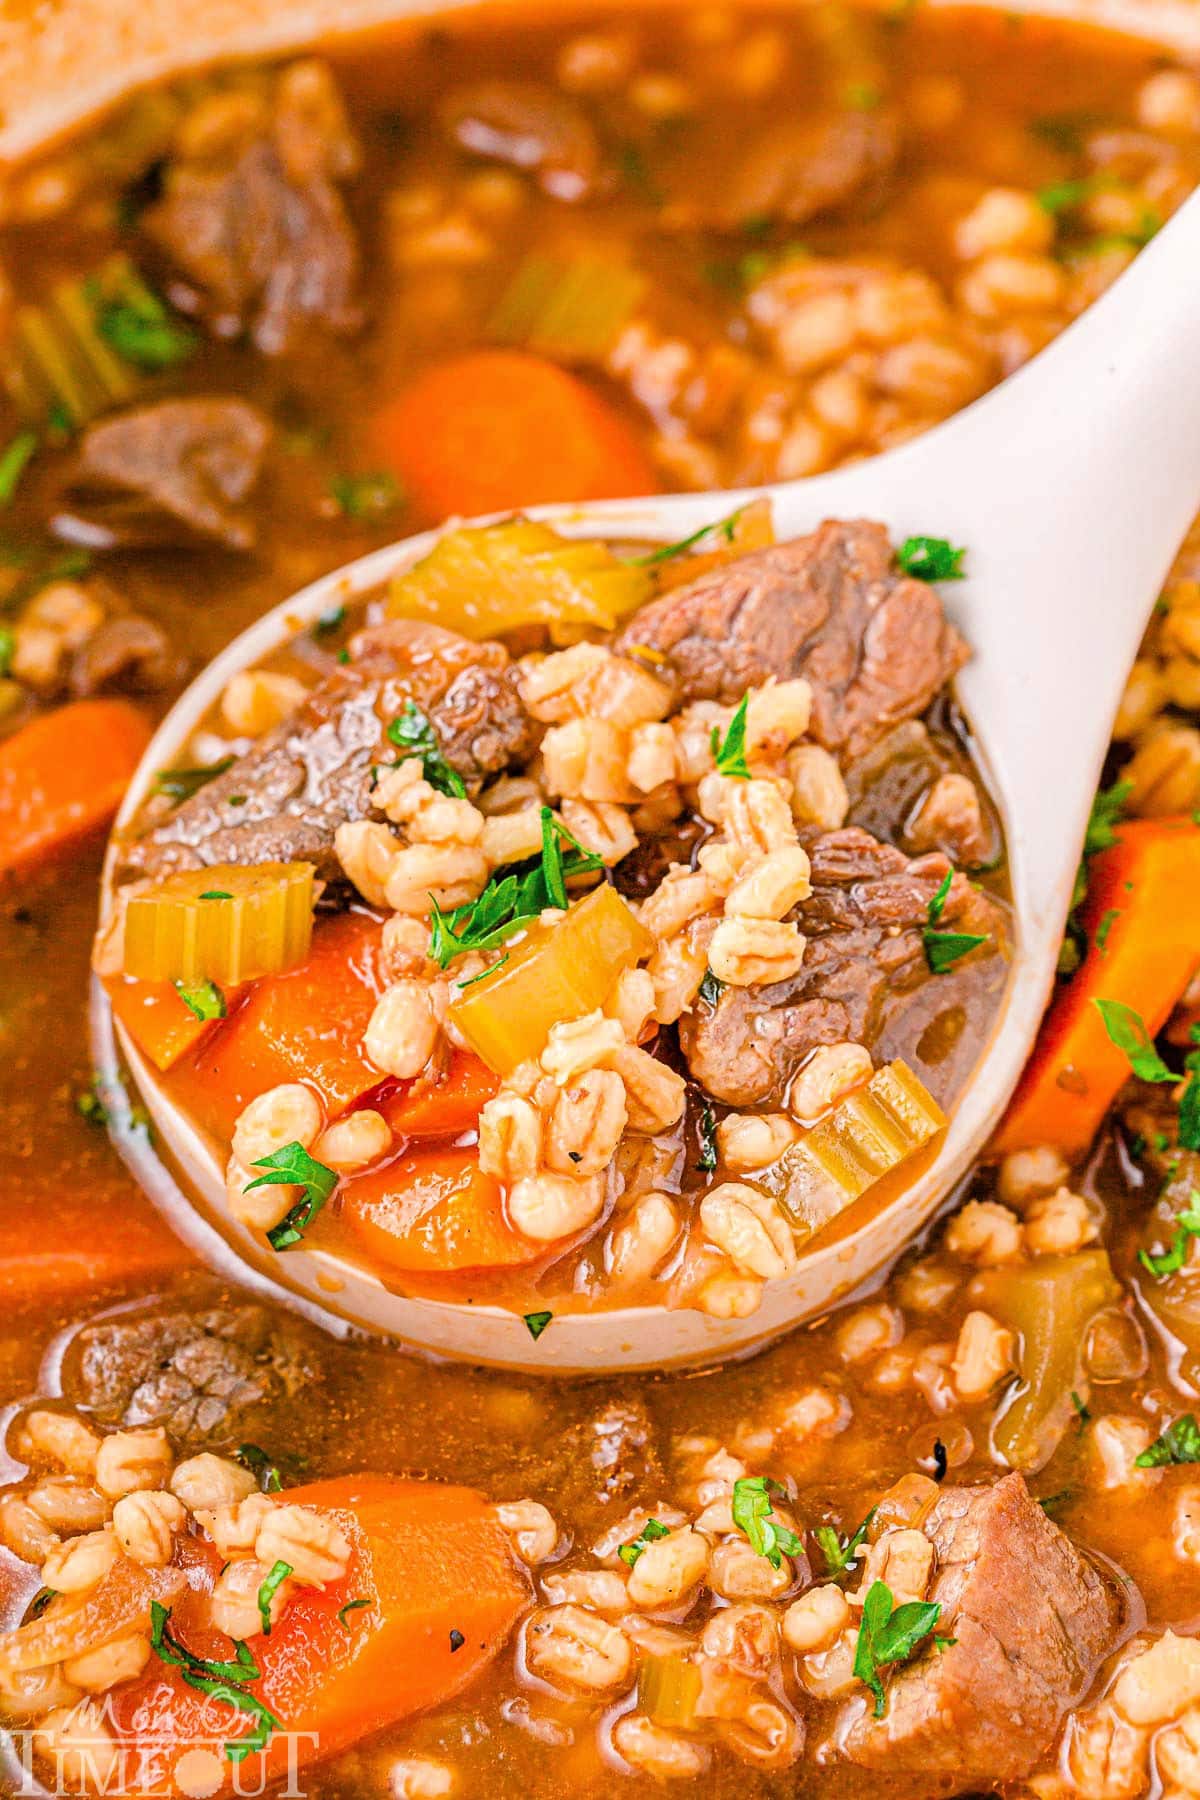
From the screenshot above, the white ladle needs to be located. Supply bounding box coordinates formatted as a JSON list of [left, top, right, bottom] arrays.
[[93, 191, 1200, 1373]]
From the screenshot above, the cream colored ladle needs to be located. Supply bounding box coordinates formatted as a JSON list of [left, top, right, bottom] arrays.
[[92, 190, 1200, 1372]]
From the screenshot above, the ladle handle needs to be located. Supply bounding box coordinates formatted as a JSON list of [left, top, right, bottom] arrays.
[[766, 188, 1200, 944]]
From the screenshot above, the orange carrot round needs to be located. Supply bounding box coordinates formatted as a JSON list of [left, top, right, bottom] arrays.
[[370, 348, 659, 521], [343, 1145, 540, 1273], [0, 698, 151, 875], [110, 1475, 528, 1794]]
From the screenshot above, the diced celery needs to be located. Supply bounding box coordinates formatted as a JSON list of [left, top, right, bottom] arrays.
[[123, 862, 315, 986], [489, 252, 646, 361], [387, 519, 651, 640], [768, 1060, 946, 1236], [448, 883, 652, 1076], [637, 1651, 702, 1729]]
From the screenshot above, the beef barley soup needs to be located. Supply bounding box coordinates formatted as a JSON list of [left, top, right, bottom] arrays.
[[0, 3, 1199, 1796]]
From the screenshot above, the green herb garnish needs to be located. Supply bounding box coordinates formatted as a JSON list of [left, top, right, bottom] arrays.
[[152, 757, 235, 803], [696, 1099, 718, 1173], [1139, 1193, 1200, 1278], [699, 969, 724, 1006], [245, 1143, 338, 1251], [731, 1475, 802, 1570], [175, 979, 226, 1022], [853, 1579, 948, 1717], [314, 604, 346, 637], [814, 1507, 876, 1577], [1136, 1413, 1200, 1468], [0, 624, 14, 676], [523, 1310, 553, 1341], [428, 809, 602, 969], [387, 700, 467, 799], [0, 431, 38, 506], [200, 890, 233, 902], [1070, 1390, 1091, 1428], [330, 470, 401, 522], [1092, 998, 1176, 1084], [634, 507, 744, 567], [235, 1443, 283, 1493], [337, 1597, 370, 1629], [711, 694, 751, 780], [256, 1560, 292, 1636], [922, 868, 987, 973], [94, 269, 195, 370], [896, 537, 966, 582], [150, 1600, 280, 1763], [1094, 907, 1119, 954], [618, 1518, 672, 1568], [1084, 779, 1132, 856], [28, 1587, 57, 1620]]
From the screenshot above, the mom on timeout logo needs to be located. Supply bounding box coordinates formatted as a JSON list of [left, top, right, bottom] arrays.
[[5, 1693, 320, 1798]]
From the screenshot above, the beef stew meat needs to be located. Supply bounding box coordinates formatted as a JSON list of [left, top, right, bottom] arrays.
[[2, 6, 1200, 1799]]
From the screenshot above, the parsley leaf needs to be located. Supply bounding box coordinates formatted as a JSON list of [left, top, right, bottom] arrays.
[[428, 809, 603, 968], [0, 624, 13, 677], [696, 1100, 718, 1173], [1136, 1413, 1200, 1468], [1037, 176, 1098, 214], [699, 969, 724, 1006], [1083, 779, 1132, 856], [387, 700, 467, 799], [153, 757, 235, 804], [245, 1143, 338, 1251], [150, 1600, 280, 1762], [1092, 998, 1176, 1083], [235, 1443, 283, 1493], [314, 604, 346, 637], [1180, 1068, 1200, 1153], [1140, 1195, 1200, 1278], [731, 1475, 802, 1570], [618, 1518, 671, 1568], [337, 1597, 370, 1629], [853, 1579, 947, 1717], [922, 868, 987, 973], [95, 275, 195, 369], [257, 1560, 292, 1635], [175, 979, 226, 1022], [711, 694, 751, 780], [330, 470, 401, 521], [896, 537, 966, 582], [814, 1508, 876, 1577], [0, 431, 38, 505], [634, 507, 745, 566], [523, 1310, 553, 1341]]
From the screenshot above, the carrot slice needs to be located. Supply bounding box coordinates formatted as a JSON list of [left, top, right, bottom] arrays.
[[370, 348, 659, 521], [0, 699, 151, 876], [342, 1146, 540, 1273], [378, 1051, 499, 1138], [168, 912, 388, 1138], [996, 818, 1200, 1156], [110, 1475, 528, 1793]]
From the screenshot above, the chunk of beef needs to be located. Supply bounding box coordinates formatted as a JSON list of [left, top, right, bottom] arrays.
[[615, 521, 968, 761], [840, 1474, 1124, 1783], [723, 108, 902, 228], [678, 826, 1006, 1107], [70, 614, 185, 698], [145, 63, 362, 355], [66, 1302, 316, 1449], [120, 619, 537, 886], [59, 399, 271, 552], [440, 80, 601, 202]]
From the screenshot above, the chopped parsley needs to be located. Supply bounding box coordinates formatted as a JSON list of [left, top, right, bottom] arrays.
[[1136, 1413, 1200, 1468], [711, 694, 751, 780], [1092, 998, 1176, 1084], [245, 1143, 338, 1251], [235, 1444, 283, 1493], [1139, 1193, 1200, 1278], [0, 431, 38, 505], [256, 1560, 292, 1635], [314, 604, 347, 637], [330, 470, 402, 522], [428, 809, 602, 969], [922, 868, 987, 973], [1037, 176, 1099, 214], [896, 537, 966, 582], [1094, 907, 1119, 954], [814, 1507, 876, 1577], [175, 979, 226, 1022], [153, 757, 235, 803], [523, 1310, 553, 1342], [696, 1100, 718, 1173], [200, 890, 233, 902], [95, 272, 195, 370], [0, 624, 14, 676], [731, 1475, 802, 1570], [634, 506, 744, 567], [1178, 1024, 1200, 1153], [150, 1600, 280, 1763], [27, 1587, 56, 1620], [76, 1080, 110, 1127], [1083, 779, 1132, 856], [337, 1597, 370, 1630], [387, 700, 467, 799], [1070, 1390, 1091, 1428], [618, 1518, 671, 1568], [853, 1579, 950, 1718], [699, 969, 724, 1006]]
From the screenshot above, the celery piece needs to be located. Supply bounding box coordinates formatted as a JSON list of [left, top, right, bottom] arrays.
[[449, 884, 652, 1076], [489, 252, 646, 361], [387, 519, 650, 640], [123, 862, 315, 987], [769, 1060, 946, 1236], [637, 1651, 702, 1729]]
